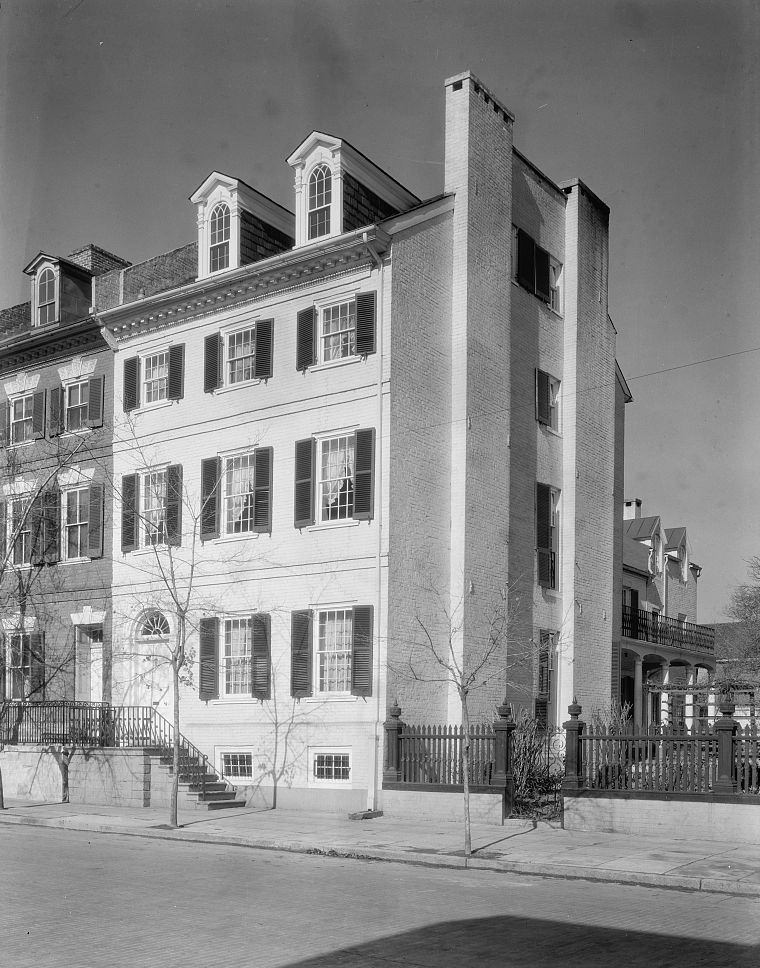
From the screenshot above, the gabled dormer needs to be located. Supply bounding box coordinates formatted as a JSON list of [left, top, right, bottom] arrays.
[[287, 132, 420, 248], [190, 172, 294, 281], [23, 252, 93, 328], [665, 527, 690, 583]]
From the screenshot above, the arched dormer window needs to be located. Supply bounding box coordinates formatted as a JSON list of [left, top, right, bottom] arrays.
[[308, 165, 332, 240], [37, 267, 56, 325], [209, 203, 231, 272]]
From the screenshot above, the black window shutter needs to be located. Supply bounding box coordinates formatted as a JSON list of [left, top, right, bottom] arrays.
[[167, 344, 185, 401], [290, 610, 313, 698], [42, 489, 60, 565], [49, 386, 64, 437], [253, 447, 273, 533], [198, 617, 219, 700], [0, 401, 8, 446], [86, 375, 104, 428], [536, 370, 550, 425], [535, 246, 551, 302], [355, 292, 376, 356], [0, 635, 5, 703], [351, 605, 373, 697], [251, 613, 271, 700], [296, 306, 316, 371], [165, 464, 183, 546], [534, 698, 548, 729], [29, 495, 45, 566], [0, 500, 6, 565], [121, 473, 139, 553], [123, 357, 140, 412], [29, 632, 46, 700], [517, 229, 535, 292], [32, 390, 46, 439], [353, 428, 375, 521], [254, 319, 274, 380], [200, 457, 221, 540], [88, 482, 104, 559], [294, 438, 315, 528], [204, 334, 223, 392], [536, 482, 552, 587]]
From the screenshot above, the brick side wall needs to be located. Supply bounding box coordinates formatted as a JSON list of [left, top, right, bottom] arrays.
[[67, 244, 131, 275], [342, 173, 399, 233], [0, 302, 31, 337], [239, 209, 294, 266], [95, 243, 198, 310]]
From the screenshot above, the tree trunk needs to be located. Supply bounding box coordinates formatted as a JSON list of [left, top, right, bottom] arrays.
[[461, 694, 472, 861], [170, 659, 180, 828]]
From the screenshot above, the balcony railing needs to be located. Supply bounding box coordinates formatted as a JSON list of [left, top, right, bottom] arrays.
[[622, 606, 714, 654]]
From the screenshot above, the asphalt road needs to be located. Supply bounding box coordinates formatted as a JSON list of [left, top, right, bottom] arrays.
[[1, 826, 758, 967]]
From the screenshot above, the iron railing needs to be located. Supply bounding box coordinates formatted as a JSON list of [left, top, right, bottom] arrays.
[[622, 606, 715, 653]]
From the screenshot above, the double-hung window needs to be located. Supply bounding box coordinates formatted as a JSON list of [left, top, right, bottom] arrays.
[[294, 429, 375, 528], [37, 268, 56, 326], [197, 614, 271, 701], [120, 466, 182, 552], [227, 327, 256, 385], [200, 449, 273, 540], [66, 381, 89, 432], [203, 322, 273, 392], [513, 227, 562, 311], [296, 293, 376, 370], [142, 470, 167, 546], [308, 165, 331, 239], [209, 203, 230, 272], [11, 395, 34, 444], [320, 301, 356, 362], [64, 488, 89, 559], [143, 351, 169, 403], [536, 370, 560, 432], [222, 617, 253, 696], [11, 498, 32, 566], [224, 453, 257, 534], [536, 483, 559, 590], [5, 632, 45, 700], [289, 606, 373, 699], [317, 608, 353, 693], [319, 435, 355, 522]]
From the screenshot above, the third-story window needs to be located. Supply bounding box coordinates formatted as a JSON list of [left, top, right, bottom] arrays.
[[319, 435, 354, 521], [317, 609, 353, 693], [64, 488, 89, 559], [224, 454, 256, 534], [513, 227, 562, 311], [227, 327, 256, 384], [308, 165, 331, 239], [210, 203, 230, 272], [536, 370, 560, 432], [320, 301, 356, 362], [223, 617, 252, 696], [143, 470, 167, 546], [11, 395, 34, 444], [66, 382, 89, 431], [143, 351, 169, 403], [37, 268, 56, 326]]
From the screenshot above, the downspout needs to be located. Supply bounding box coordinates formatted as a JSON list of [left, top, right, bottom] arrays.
[[364, 232, 384, 812]]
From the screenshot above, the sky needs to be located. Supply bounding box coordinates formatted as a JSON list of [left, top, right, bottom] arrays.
[[0, 0, 758, 622]]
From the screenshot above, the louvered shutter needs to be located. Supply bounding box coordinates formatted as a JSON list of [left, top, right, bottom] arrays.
[[49, 386, 64, 437], [536, 482, 553, 588], [29, 632, 45, 701], [200, 457, 221, 540], [254, 319, 274, 380], [87, 482, 104, 559], [534, 698, 548, 729], [296, 306, 316, 371], [251, 613, 271, 700], [165, 464, 183, 546], [290, 610, 312, 698], [0, 500, 6, 566], [517, 229, 535, 292], [353, 428, 375, 521], [42, 489, 60, 565], [123, 357, 140, 412], [0, 635, 5, 703], [198, 617, 219, 700], [204, 334, 223, 392], [351, 605, 373, 697], [611, 644, 621, 702], [86, 375, 104, 428], [294, 439, 315, 528], [355, 292, 376, 356], [121, 473, 139, 553], [0, 401, 8, 446], [29, 495, 45, 566], [535, 246, 551, 302], [32, 390, 46, 439], [253, 447, 273, 533], [168, 344, 185, 400], [536, 370, 550, 425]]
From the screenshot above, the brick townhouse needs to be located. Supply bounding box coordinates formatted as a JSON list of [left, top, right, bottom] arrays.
[[1, 72, 631, 812]]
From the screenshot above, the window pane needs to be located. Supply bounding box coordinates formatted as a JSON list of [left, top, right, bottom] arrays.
[[227, 328, 256, 384], [320, 436, 354, 521], [317, 609, 352, 692], [321, 301, 356, 361], [143, 471, 167, 545], [66, 382, 89, 431], [223, 618, 252, 695], [144, 352, 169, 403], [224, 454, 255, 533]]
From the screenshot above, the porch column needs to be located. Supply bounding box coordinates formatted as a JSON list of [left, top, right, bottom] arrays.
[[660, 661, 671, 727], [685, 665, 695, 730], [633, 656, 643, 731], [708, 687, 717, 723]]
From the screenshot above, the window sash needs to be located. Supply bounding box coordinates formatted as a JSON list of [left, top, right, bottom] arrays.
[[314, 753, 350, 781], [222, 618, 252, 696], [222, 752, 253, 778], [66, 382, 89, 431], [320, 301, 356, 362], [210, 205, 230, 272], [319, 436, 355, 522], [11, 395, 34, 444], [143, 352, 169, 403], [227, 328, 256, 384], [317, 609, 352, 693], [223, 454, 256, 534], [143, 471, 167, 546], [65, 488, 90, 559], [12, 499, 31, 565], [9, 633, 32, 700]]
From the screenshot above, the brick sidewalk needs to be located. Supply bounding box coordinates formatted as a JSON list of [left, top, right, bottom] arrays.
[[1, 798, 758, 896]]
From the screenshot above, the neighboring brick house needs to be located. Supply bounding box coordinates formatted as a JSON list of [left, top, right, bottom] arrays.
[[618, 498, 715, 729], [78, 71, 630, 812], [0, 244, 128, 706]]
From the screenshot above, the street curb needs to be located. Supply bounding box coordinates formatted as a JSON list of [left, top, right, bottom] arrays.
[[1, 812, 757, 898]]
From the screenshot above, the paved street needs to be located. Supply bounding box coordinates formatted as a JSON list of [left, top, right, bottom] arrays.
[[1, 826, 758, 967]]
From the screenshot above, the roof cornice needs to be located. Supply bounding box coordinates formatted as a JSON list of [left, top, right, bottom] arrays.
[[0, 316, 107, 374]]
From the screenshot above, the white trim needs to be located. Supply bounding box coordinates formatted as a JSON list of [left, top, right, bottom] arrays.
[[3, 373, 41, 397], [0, 615, 37, 632], [57, 356, 97, 384], [308, 746, 352, 786], [71, 607, 106, 626]]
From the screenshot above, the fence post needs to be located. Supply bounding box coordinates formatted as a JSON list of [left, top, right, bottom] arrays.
[[562, 699, 585, 791], [382, 702, 404, 784], [713, 700, 738, 795], [491, 698, 516, 817]]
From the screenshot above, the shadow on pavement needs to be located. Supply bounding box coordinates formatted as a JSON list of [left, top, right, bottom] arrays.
[[280, 914, 760, 968]]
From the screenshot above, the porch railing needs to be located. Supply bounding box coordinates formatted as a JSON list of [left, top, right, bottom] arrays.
[[622, 606, 715, 653]]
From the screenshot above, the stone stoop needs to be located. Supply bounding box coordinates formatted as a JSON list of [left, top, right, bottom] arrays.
[[148, 752, 247, 810]]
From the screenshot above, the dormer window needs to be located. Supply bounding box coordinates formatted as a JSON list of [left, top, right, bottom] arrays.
[[308, 165, 332, 240], [209, 203, 231, 273], [37, 267, 57, 325]]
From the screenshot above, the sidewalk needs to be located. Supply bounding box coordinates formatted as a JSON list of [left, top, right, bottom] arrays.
[[1, 798, 758, 897]]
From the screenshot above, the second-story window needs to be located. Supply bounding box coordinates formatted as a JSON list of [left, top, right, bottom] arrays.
[[210, 203, 231, 272], [319, 435, 355, 522], [11, 395, 34, 444], [536, 482, 560, 590], [37, 268, 56, 326], [143, 470, 167, 546], [11, 498, 32, 566], [66, 382, 89, 432], [536, 370, 560, 432], [64, 488, 89, 560], [308, 165, 331, 239]]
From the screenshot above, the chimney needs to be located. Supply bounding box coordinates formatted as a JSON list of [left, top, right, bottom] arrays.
[[624, 498, 642, 520]]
